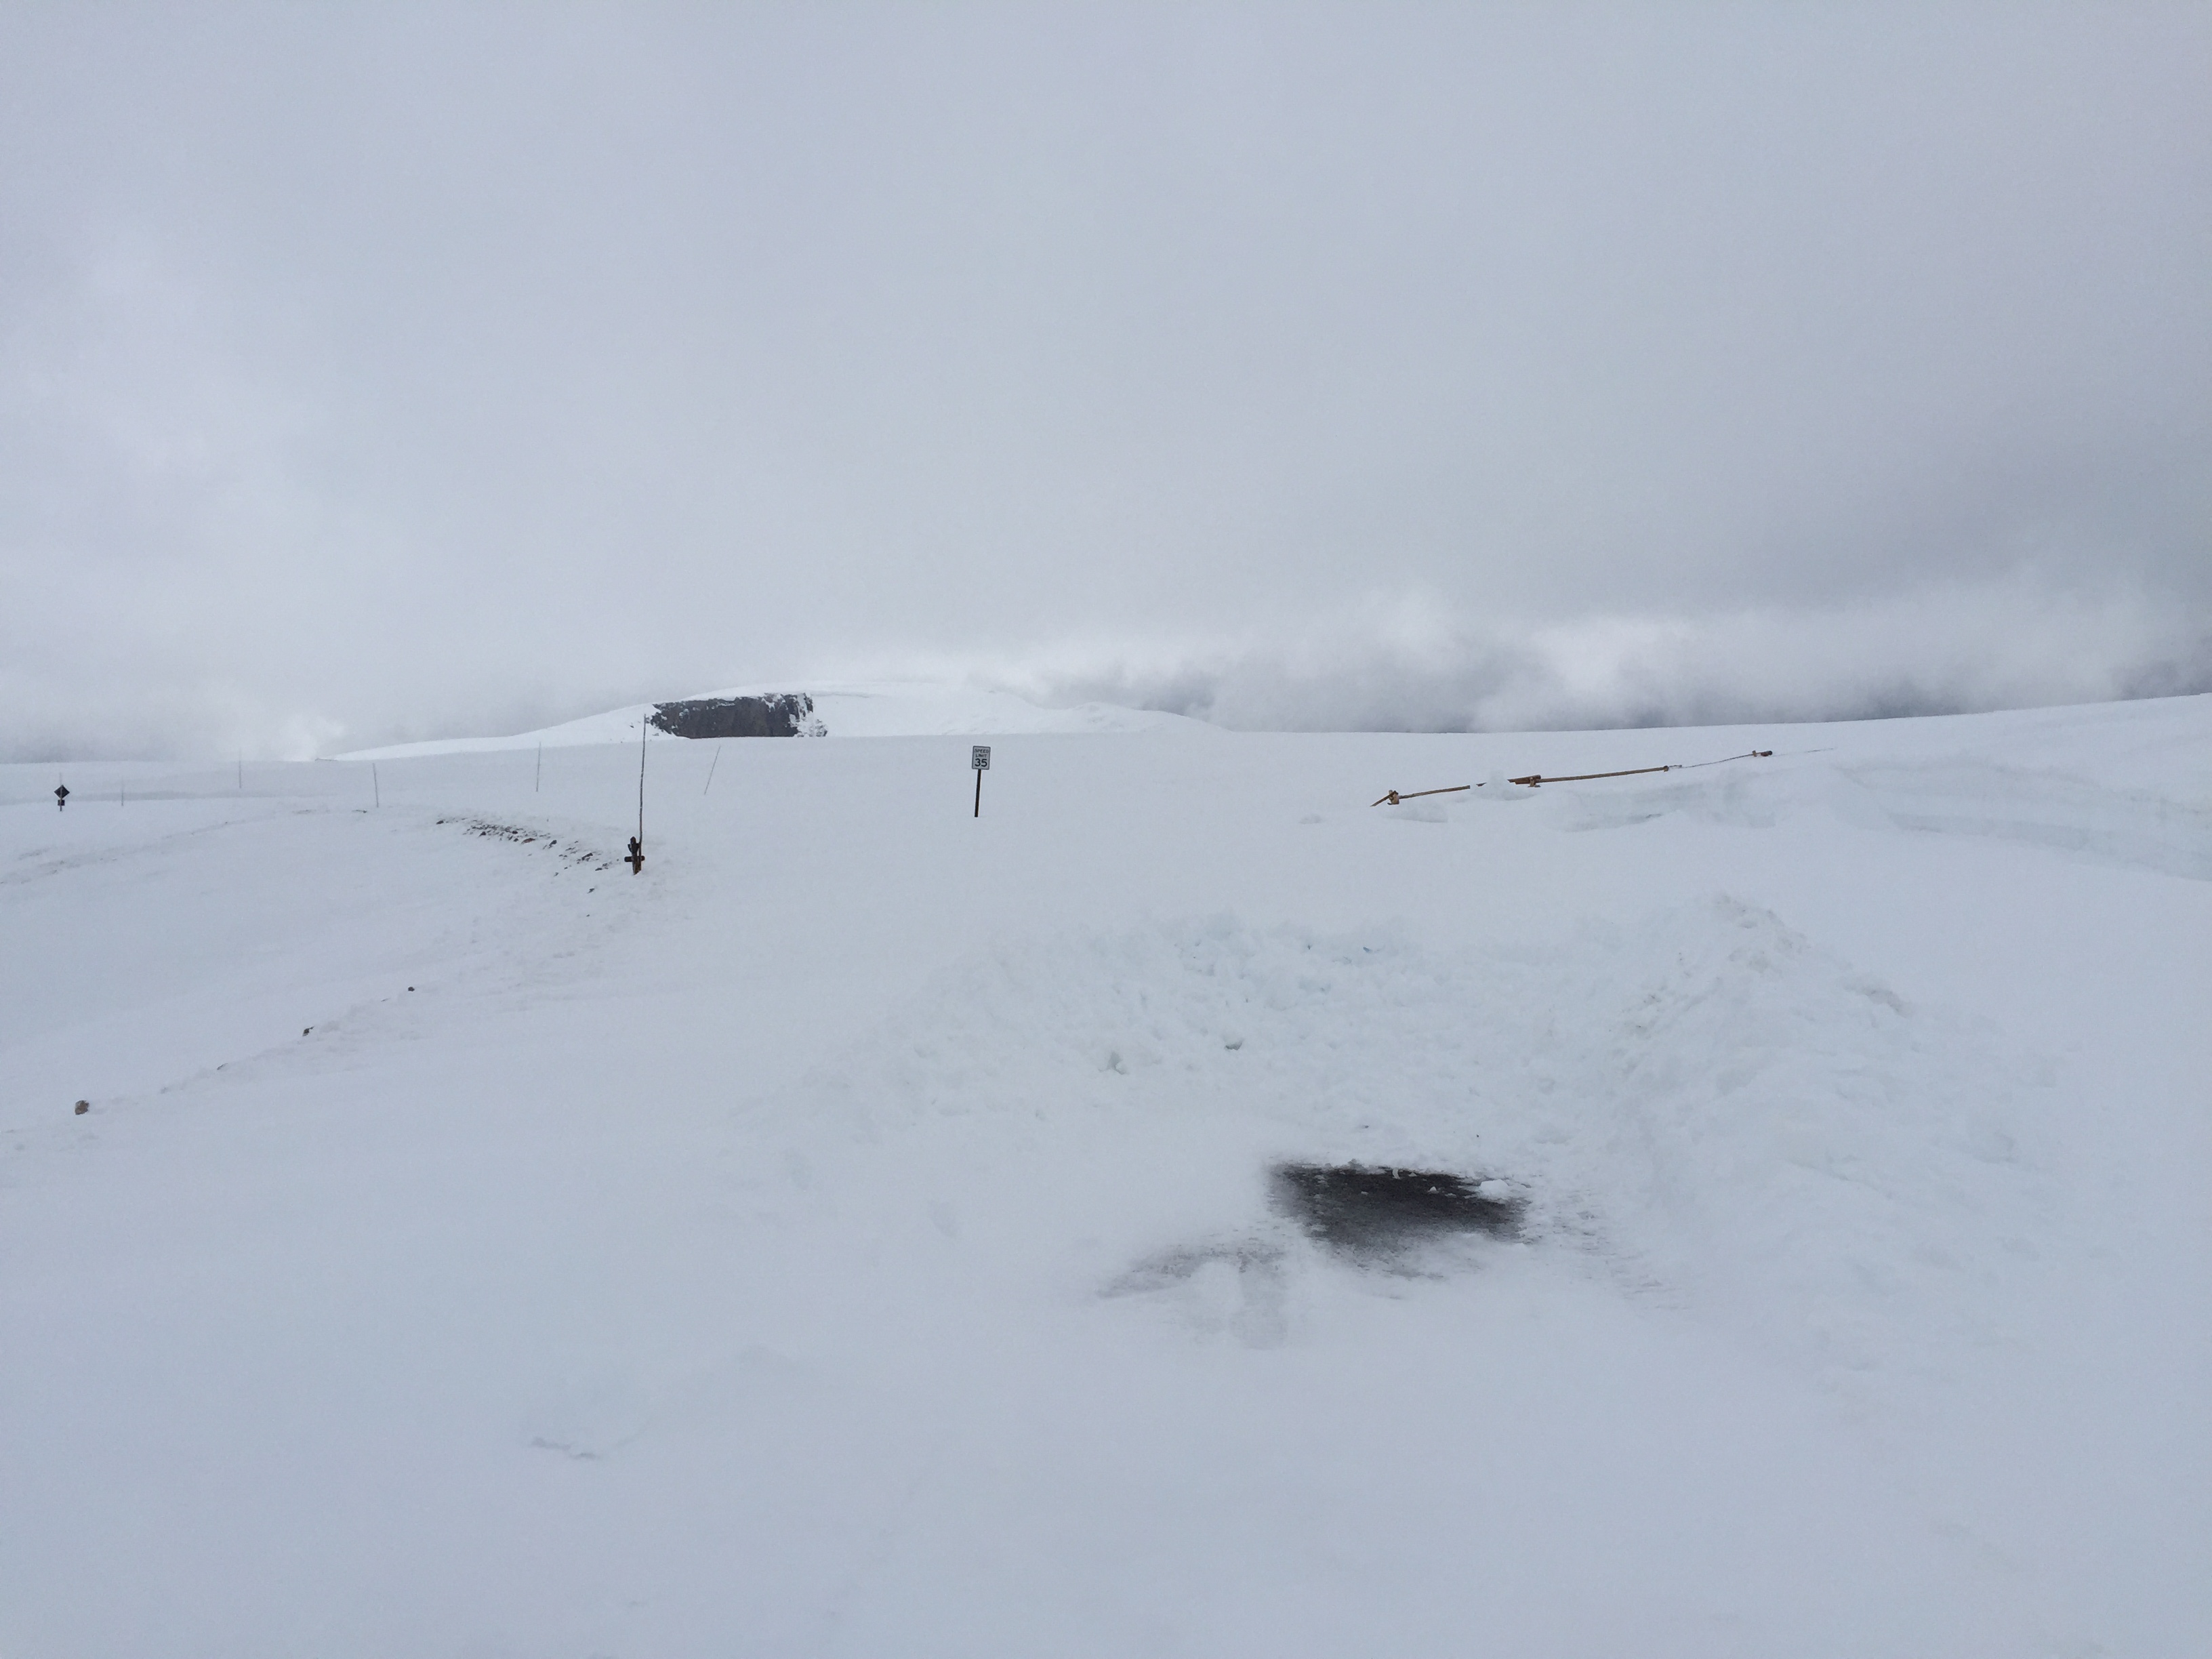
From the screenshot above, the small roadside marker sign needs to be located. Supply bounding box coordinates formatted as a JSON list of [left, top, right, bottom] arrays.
[[971, 745, 991, 817]]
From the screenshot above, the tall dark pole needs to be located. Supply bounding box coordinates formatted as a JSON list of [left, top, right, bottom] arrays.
[[974, 768, 982, 818]]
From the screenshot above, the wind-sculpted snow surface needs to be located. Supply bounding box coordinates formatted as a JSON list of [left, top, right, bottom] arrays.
[[1848, 760, 2212, 882], [789, 901, 2051, 1394], [1545, 746, 2212, 882], [3, 695, 2207, 1658]]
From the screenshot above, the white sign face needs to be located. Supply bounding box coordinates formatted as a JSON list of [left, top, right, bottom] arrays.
[[971, 745, 991, 770]]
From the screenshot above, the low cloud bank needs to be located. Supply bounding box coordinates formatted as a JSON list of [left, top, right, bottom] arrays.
[[6, 581, 2206, 764], [996, 584, 2212, 735], [0, 670, 640, 766]]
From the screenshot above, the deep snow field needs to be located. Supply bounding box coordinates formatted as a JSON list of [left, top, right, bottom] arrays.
[[3, 695, 2208, 1658]]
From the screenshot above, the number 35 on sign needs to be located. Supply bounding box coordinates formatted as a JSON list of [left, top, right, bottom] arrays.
[[969, 745, 991, 817]]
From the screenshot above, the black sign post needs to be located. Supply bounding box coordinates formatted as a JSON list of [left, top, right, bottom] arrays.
[[54, 783, 68, 813], [631, 718, 647, 872], [971, 745, 990, 817]]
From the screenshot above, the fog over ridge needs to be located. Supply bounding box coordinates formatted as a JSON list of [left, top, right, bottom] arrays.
[[2, 4, 2206, 759], [968, 579, 2212, 735]]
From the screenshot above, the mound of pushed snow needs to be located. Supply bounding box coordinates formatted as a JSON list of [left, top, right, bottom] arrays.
[[779, 900, 2055, 1394]]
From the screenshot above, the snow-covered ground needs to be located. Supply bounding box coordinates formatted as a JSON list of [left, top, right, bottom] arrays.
[[4, 695, 2208, 1657], [340, 680, 1202, 757]]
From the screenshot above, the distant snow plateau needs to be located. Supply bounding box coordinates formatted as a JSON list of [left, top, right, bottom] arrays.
[[337, 681, 1210, 758]]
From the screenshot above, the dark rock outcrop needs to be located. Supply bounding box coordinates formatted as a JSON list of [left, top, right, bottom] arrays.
[[648, 694, 822, 739], [1270, 1162, 1524, 1259]]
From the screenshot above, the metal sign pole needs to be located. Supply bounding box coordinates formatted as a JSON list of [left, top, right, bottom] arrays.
[[630, 719, 648, 872], [971, 745, 991, 817]]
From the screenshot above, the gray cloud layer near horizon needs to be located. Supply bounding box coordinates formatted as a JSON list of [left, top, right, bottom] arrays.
[[3, 4, 2207, 760]]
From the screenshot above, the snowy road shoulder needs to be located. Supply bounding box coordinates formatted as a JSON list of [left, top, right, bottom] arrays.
[[3, 697, 2207, 1657]]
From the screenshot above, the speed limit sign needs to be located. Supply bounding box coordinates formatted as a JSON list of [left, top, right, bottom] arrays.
[[970, 745, 990, 817]]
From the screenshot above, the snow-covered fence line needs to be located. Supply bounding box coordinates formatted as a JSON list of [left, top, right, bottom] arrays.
[[1372, 747, 1776, 806]]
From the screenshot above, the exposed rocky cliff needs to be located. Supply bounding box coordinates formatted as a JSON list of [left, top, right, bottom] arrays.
[[647, 694, 825, 739]]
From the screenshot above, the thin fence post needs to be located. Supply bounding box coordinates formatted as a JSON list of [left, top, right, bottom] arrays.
[[632, 718, 647, 872]]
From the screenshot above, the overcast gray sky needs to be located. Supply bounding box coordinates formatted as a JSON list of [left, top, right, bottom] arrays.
[[3, 2, 2207, 758]]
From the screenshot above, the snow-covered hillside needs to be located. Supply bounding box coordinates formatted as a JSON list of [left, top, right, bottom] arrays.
[[4, 697, 2208, 1656], [341, 680, 1204, 757]]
